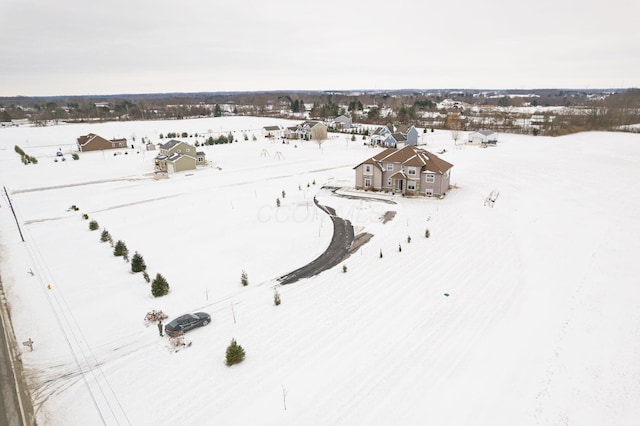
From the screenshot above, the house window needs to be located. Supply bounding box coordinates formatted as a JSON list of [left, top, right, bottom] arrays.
[[408, 167, 417, 176], [387, 164, 394, 171], [364, 178, 371, 187], [425, 174, 435, 183], [364, 165, 372, 173], [425, 189, 433, 196], [407, 181, 416, 190], [186, 148, 191, 153], [387, 178, 392, 186], [177, 149, 182, 153]]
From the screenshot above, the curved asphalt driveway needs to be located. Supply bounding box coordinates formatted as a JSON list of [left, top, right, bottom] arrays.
[[278, 196, 354, 285]]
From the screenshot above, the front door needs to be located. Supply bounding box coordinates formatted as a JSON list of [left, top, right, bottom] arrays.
[[396, 179, 404, 192]]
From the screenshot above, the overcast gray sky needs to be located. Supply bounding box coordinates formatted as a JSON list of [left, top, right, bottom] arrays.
[[1, 0, 638, 96]]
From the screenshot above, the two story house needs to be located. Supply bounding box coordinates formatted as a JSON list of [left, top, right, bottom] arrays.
[[284, 121, 328, 141], [354, 145, 453, 197], [154, 140, 206, 173], [370, 125, 421, 147]]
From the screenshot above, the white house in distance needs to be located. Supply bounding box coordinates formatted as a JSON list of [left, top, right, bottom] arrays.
[[468, 130, 498, 145], [262, 125, 283, 138]]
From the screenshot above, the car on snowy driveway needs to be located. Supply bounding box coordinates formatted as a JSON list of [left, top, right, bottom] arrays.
[[164, 312, 211, 337]]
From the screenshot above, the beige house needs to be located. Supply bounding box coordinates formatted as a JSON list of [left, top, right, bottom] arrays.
[[283, 121, 328, 141], [77, 133, 128, 152], [354, 145, 453, 197], [154, 140, 206, 173]]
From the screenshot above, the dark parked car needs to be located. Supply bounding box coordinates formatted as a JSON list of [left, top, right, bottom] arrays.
[[165, 312, 211, 337]]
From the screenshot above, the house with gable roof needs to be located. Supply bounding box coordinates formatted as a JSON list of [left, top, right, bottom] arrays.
[[370, 125, 392, 145], [354, 145, 453, 196], [298, 120, 328, 141], [262, 125, 282, 138], [371, 125, 421, 147], [77, 133, 128, 152], [284, 121, 328, 141], [154, 140, 206, 173]]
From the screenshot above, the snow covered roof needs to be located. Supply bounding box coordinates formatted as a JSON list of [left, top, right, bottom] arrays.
[[355, 145, 453, 174]]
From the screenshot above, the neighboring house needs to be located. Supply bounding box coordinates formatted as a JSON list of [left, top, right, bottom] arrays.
[[370, 125, 392, 145], [371, 125, 421, 147], [298, 121, 328, 141], [382, 132, 407, 148], [354, 145, 453, 197], [154, 140, 206, 173], [77, 133, 128, 152], [282, 120, 328, 141], [405, 126, 420, 146], [468, 130, 498, 145], [262, 125, 282, 138], [284, 126, 299, 139], [332, 114, 352, 129]]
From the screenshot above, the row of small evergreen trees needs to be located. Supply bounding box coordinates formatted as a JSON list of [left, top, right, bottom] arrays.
[[87, 218, 169, 297]]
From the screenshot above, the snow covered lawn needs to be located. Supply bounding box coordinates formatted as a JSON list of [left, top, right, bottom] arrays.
[[1, 118, 640, 425]]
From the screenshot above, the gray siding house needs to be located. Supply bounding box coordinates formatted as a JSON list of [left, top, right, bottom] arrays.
[[354, 145, 453, 197]]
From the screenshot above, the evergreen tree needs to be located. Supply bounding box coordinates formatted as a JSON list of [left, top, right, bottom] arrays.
[[113, 240, 128, 257], [274, 290, 281, 306], [131, 252, 147, 273], [89, 220, 99, 231], [151, 273, 170, 297], [225, 339, 246, 366], [241, 270, 248, 286], [425, 228, 431, 238], [100, 229, 111, 242]]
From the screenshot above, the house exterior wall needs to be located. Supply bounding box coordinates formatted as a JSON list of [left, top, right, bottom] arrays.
[[169, 156, 196, 173], [354, 164, 382, 190], [420, 171, 450, 196], [162, 142, 193, 157], [406, 127, 419, 146]]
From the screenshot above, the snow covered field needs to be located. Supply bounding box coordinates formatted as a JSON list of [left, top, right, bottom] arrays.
[[1, 117, 640, 425]]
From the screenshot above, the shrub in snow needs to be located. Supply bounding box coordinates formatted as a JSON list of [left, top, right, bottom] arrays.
[[151, 273, 170, 297], [100, 229, 111, 243], [425, 228, 430, 238], [72, 153, 79, 160], [398, 243, 402, 252], [144, 309, 168, 324], [282, 190, 286, 198], [89, 220, 99, 231], [342, 264, 348, 273], [407, 235, 412, 243], [131, 252, 147, 273], [276, 198, 281, 207], [274, 290, 281, 306], [379, 249, 383, 258], [142, 271, 150, 283], [82, 213, 89, 220], [241, 270, 248, 286], [225, 339, 246, 366], [113, 240, 128, 257]]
